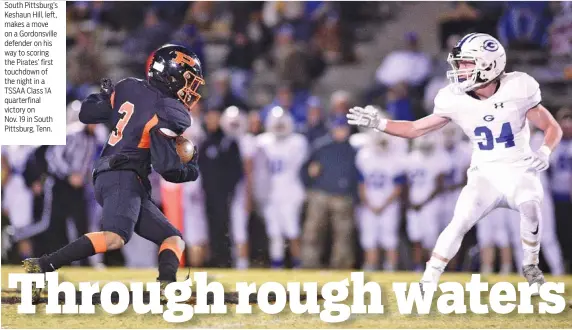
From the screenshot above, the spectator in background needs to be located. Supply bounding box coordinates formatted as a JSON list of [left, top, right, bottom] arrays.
[[260, 84, 308, 130], [67, 23, 108, 94], [198, 109, 244, 268], [273, 24, 313, 92], [548, 1, 572, 60], [225, 32, 257, 99], [209, 70, 250, 111], [301, 116, 359, 269], [367, 32, 431, 104], [386, 83, 415, 121], [329, 90, 358, 134], [248, 111, 264, 135], [171, 24, 207, 76], [497, 1, 552, 51], [301, 97, 328, 144], [123, 8, 174, 73]]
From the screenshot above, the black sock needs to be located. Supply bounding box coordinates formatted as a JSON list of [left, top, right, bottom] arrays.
[[157, 250, 180, 282], [40, 236, 95, 272]]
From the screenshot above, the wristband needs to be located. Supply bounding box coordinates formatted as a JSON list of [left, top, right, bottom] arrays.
[[377, 118, 388, 132], [538, 145, 551, 157]]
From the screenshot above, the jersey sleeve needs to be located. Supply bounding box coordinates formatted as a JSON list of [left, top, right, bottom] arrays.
[[520, 73, 542, 113], [355, 149, 366, 183], [155, 98, 192, 136], [432, 86, 456, 119]]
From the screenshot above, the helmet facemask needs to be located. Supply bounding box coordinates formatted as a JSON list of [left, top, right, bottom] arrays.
[[446, 46, 502, 93], [177, 70, 205, 111]]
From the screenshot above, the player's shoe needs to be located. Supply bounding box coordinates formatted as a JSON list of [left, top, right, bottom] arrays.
[[22, 258, 44, 303], [159, 280, 172, 304], [522, 264, 545, 295]]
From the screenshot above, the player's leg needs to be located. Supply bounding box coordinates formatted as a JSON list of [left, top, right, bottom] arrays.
[[539, 194, 565, 276], [182, 181, 208, 267], [421, 174, 502, 285], [421, 202, 441, 257], [476, 211, 496, 275], [282, 199, 303, 268], [230, 186, 249, 269], [23, 171, 141, 301], [263, 202, 285, 268], [406, 209, 424, 271], [329, 195, 355, 269], [358, 206, 379, 271], [135, 198, 185, 284], [494, 209, 513, 275], [508, 171, 546, 287], [379, 205, 400, 272], [301, 191, 329, 268]]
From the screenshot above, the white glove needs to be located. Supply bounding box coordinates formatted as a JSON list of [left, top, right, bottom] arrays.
[[530, 145, 551, 172], [346, 105, 387, 131]]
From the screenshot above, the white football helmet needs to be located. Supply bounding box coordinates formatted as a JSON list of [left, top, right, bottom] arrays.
[[265, 106, 294, 138], [220, 106, 248, 137], [446, 33, 506, 92]]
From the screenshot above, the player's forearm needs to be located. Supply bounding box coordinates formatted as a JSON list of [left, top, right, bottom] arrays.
[[383, 120, 421, 139], [541, 122, 563, 151], [79, 93, 113, 124]]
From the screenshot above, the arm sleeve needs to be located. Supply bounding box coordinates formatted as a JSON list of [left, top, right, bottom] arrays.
[[149, 127, 199, 183], [79, 92, 113, 124], [520, 73, 542, 114], [432, 87, 456, 120]]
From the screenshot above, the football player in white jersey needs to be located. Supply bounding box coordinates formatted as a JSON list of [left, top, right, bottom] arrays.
[[347, 33, 562, 289], [406, 133, 450, 271], [258, 107, 309, 268], [356, 130, 407, 271], [180, 112, 209, 267], [220, 106, 257, 269]]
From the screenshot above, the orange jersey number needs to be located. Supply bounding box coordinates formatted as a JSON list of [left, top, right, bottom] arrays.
[[108, 101, 134, 146]]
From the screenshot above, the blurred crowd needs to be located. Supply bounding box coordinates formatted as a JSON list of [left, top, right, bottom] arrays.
[[2, 1, 572, 274]]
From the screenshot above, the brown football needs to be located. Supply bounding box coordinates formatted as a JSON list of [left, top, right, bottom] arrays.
[[175, 136, 195, 163]]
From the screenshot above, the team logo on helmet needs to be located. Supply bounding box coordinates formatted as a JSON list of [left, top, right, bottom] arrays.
[[483, 39, 499, 52]]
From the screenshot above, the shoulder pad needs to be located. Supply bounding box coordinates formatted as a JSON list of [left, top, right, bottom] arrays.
[[433, 86, 458, 117], [156, 98, 191, 135]]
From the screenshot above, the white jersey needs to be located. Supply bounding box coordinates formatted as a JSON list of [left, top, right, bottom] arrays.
[[434, 72, 541, 168], [258, 132, 308, 203], [407, 149, 451, 205], [238, 133, 257, 161], [356, 146, 406, 208]]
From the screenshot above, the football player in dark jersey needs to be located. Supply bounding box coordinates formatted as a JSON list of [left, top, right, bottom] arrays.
[[23, 44, 205, 302]]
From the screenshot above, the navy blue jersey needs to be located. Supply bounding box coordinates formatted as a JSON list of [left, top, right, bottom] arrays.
[[79, 78, 199, 189]]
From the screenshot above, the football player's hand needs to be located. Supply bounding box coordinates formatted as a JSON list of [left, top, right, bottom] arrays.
[[346, 105, 383, 130], [68, 173, 84, 188], [530, 146, 550, 172], [100, 78, 114, 96]]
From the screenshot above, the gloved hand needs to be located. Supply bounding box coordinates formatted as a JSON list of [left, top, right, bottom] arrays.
[[346, 105, 387, 131], [529, 146, 551, 172], [100, 78, 114, 96]]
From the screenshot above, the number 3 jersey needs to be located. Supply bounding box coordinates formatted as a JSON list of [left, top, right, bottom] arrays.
[[433, 72, 541, 168], [80, 77, 197, 190]]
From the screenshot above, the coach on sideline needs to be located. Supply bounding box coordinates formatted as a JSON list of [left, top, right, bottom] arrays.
[[300, 115, 359, 269]]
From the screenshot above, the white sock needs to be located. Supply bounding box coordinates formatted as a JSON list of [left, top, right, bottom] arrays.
[[236, 257, 249, 269], [481, 264, 493, 275], [500, 263, 512, 275], [269, 237, 284, 262], [421, 257, 447, 283]]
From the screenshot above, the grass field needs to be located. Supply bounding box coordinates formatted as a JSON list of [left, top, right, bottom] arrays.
[[1, 266, 571, 328]]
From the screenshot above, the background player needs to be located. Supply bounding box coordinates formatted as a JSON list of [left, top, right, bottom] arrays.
[[477, 208, 515, 275], [347, 33, 563, 290], [220, 105, 257, 269], [356, 130, 406, 271], [406, 133, 450, 271], [258, 107, 308, 268], [23, 44, 205, 301]]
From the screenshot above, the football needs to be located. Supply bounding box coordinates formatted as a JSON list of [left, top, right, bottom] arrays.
[[175, 135, 195, 163]]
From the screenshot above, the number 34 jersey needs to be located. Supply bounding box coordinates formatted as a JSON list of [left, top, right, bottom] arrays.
[[433, 72, 541, 168]]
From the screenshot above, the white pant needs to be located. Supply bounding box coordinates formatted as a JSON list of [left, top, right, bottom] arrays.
[[407, 200, 440, 250], [230, 180, 249, 244], [263, 199, 303, 240], [183, 179, 208, 246], [433, 164, 544, 260], [510, 189, 565, 275], [358, 203, 400, 250]]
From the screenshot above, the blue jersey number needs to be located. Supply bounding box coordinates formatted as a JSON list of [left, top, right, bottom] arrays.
[[269, 159, 284, 174], [474, 122, 515, 150], [366, 173, 386, 189]]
